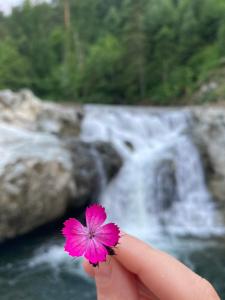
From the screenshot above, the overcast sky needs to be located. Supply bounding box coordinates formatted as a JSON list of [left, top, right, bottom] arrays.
[[0, 0, 51, 15], [0, 0, 21, 14]]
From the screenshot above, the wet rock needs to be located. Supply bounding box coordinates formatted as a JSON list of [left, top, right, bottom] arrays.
[[66, 140, 123, 207], [153, 159, 178, 212], [191, 107, 225, 203], [94, 142, 123, 180]]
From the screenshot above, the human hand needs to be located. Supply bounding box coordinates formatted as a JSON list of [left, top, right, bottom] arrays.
[[83, 233, 220, 300]]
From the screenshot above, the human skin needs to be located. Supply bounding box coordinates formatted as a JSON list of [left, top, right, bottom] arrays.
[[83, 233, 220, 300]]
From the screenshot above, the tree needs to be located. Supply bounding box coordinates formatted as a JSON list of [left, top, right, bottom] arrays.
[[80, 34, 123, 103], [0, 0, 225, 104], [0, 39, 30, 89], [121, 0, 147, 102]]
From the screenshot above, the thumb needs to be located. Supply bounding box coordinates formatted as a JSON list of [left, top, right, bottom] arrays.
[[94, 258, 139, 300]]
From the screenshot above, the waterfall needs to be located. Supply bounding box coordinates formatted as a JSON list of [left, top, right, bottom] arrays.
[[81, 105, 225, 241]]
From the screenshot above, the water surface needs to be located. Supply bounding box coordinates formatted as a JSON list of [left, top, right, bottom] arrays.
[[0, 228, 224, 299]]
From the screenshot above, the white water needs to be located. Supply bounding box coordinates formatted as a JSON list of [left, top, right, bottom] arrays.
[[81, 105, 225, 241]]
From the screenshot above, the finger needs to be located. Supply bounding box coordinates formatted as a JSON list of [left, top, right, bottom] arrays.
[[83, 259, 95, 278], [138, 281, 159, 300], [83, 259, 158, 300], [94, 257, 139, 300], [115, 234, 220, 300]]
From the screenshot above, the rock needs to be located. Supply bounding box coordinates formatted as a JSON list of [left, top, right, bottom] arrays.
[[191, 107, 225, 203], [0, 123, 75, 241], [0, 89, 83, 137], [0, 123, 122, 241], [66, 140, 123, 207], [0, 89, 41, 129], [94, 142, 123, 180], [153, 159, 178, 212], [124, 140, 134, 151], [36, 102, 83, 137]]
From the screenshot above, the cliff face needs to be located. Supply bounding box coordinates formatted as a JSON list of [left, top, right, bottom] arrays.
[[0, 90, 122, 241]]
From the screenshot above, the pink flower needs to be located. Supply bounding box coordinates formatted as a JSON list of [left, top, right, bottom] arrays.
[[62, 204, 120, 266]]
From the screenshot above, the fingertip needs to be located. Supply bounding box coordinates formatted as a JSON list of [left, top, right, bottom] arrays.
[[95, 257, 139, 300], [83, 259, 95, 278], [115, 232, 153, 258], [94, 260, 113, 285]]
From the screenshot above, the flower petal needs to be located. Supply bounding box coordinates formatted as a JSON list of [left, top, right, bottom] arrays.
[[85, 204, 107, 231], [62, 218, 87, 238], [95, 223, 120, 247], [84, 238, 108, 264], [64, 235, 88, 257], [62, 218, 89, 257]]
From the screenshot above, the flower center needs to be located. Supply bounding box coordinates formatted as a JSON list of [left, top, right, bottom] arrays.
[[88, 230, 95, 239]]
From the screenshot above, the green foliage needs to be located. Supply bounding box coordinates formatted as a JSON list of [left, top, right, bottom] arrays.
[[189, 45, 220, 81], [218, 21, 225, 57], [0, 0, 225, 104], [80, 34, 124, 103], [0, 39, 30, 89]]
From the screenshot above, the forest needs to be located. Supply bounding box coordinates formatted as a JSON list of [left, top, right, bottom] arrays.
[[0, 0, 225, 105]]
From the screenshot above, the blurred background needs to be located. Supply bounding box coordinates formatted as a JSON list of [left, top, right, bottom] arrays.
[[0, 0, 225, 299]]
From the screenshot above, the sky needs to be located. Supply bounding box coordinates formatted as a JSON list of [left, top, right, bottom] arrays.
[[0, 0, 51, 15], [0, 0, 22, 14]]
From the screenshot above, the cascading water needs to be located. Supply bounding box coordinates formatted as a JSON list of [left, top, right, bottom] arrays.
[[1, 105, 225, 300], [81, 105, 225, 241]]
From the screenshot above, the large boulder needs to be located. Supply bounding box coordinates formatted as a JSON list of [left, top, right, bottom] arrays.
[[191, 107, 225, 203], [0, 123, 75, 241]]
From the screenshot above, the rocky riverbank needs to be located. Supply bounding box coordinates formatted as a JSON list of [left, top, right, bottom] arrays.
[[0, 90, 122, 241]]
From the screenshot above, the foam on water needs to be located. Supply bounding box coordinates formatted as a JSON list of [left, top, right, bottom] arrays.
[[28, 245, 68, 268], [28, 242, 90, 280]]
